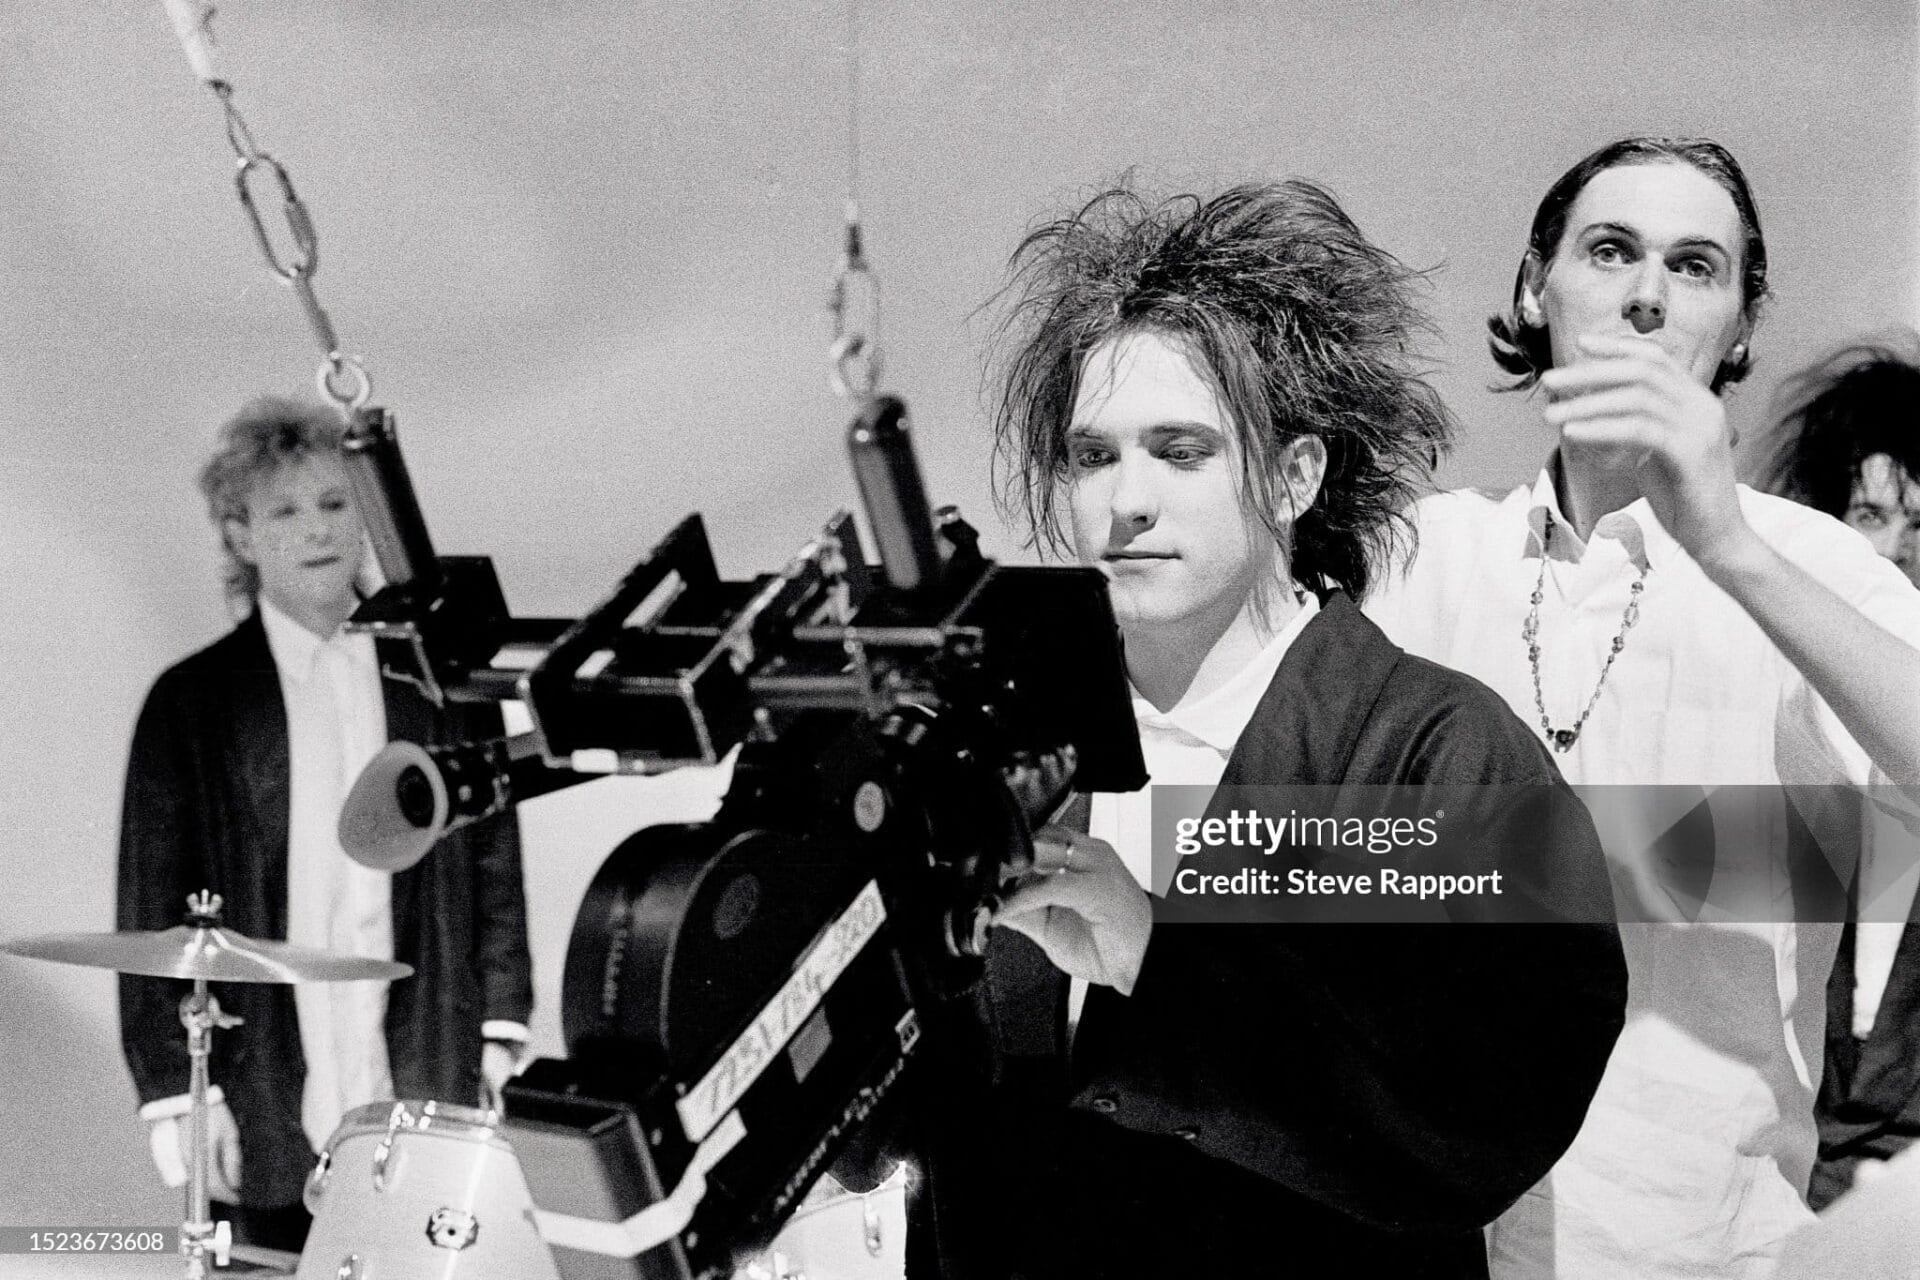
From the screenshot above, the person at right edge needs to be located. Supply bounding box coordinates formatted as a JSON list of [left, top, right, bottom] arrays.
[[1758, 334, 1920, 1208], [1365, 138, 1920, 1277], [882, 178, 1629, 1278]]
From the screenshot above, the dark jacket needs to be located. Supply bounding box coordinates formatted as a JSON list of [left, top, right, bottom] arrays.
[[910, 594, 1627, 1278], [116, 612, 534, 1208], [1813, 909, 1920, 1208]]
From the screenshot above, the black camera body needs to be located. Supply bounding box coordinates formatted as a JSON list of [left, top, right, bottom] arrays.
[[503, 548, 1144, 1279], [338, 395, 1144, 1277]]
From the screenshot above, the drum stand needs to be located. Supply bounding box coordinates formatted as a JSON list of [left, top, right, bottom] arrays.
[[179, 977, 239, 1279], [0, 888, 410, 1277]]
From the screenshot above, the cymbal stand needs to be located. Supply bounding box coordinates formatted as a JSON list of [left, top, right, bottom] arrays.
[[179, 893, 241, 1279]]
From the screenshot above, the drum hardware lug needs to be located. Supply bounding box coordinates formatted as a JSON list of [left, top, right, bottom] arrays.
[[373, 1100, 414, 1192], [425, 1206, 480, 1250], [862, 1193, 884, 1256], [335, 1253, 363, 1280], [306, 1147, 333, 1205]]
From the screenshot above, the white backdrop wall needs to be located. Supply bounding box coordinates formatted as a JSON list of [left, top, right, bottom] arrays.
[[2, 0, 1913, 1223]]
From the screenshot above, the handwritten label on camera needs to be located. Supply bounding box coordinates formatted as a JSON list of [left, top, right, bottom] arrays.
[[676, 879, 887, 1142]]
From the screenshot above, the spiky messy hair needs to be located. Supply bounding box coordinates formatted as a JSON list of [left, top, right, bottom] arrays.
[[989, 178, 1453, 599], [1763, 331, 1920, 519]]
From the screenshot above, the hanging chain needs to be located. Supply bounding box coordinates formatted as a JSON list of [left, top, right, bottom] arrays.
[[826, 0, 881, 399], [161, 0, 371, 413], [828, 210, 882, 399]]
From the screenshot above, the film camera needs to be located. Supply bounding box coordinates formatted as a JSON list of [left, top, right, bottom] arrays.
[[333, 397, 1145, 1278]]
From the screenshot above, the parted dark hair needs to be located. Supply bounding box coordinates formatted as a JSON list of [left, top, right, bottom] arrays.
[[1487, 136, 1770, 394], [989, 179, 1454, 600], [1763, 331, 1920, 518], [198, 395, 345, 605]]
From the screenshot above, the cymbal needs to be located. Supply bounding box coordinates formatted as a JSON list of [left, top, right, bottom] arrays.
[[0, 923, 413, 984]]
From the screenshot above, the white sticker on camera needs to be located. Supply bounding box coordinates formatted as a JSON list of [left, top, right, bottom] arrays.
[[676, 879, 888, 1142]]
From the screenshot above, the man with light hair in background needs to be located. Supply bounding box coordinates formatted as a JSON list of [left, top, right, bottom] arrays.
[[117, 395, 534, 1251]]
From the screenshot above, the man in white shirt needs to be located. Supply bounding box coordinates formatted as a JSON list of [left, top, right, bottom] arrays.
[[1365, 137, 1920, 1278], [117, 397, 534, 1250]]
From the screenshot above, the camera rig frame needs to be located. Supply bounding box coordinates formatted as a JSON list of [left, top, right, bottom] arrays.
[[336, 395, 1145, 1279]]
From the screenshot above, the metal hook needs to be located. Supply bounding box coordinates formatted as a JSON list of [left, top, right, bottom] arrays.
[[828, 216, 882, 398], [829, 332, 880, 400]]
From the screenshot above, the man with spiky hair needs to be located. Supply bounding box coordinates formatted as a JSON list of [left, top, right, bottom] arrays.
[[1764, 334, 1920, 588], [891, 180, 1627, 1278]]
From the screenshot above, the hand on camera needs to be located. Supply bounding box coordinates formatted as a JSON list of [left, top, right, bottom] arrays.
[[994, 825, 1151, 995]]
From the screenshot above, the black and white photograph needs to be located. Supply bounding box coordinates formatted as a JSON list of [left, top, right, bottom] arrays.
[[3, 3, 1918, 1277]]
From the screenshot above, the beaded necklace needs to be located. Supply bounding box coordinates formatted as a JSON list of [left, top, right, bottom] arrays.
[[1522, 509, 1648, 752]]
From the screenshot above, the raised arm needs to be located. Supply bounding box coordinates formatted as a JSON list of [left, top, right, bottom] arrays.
[[1545, 334, 1920, 789]]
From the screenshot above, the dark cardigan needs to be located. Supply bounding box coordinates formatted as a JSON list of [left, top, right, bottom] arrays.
[[906, 593, 1627, 1278], [117, 612, 534, 1207]]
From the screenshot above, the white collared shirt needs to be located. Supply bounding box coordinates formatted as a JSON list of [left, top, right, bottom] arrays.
[[1091, 592, 1321, 895], [1366, 470, 1920, 1278], [259, 596, 396, 1152], [1071, 594, 1320, 1029]]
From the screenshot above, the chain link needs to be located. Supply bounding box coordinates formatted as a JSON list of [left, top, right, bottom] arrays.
[[188, 63, 368, 411], [232, 150, 319, 281], [828, 0, 881, 401], [828, 209, 882, 399]]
